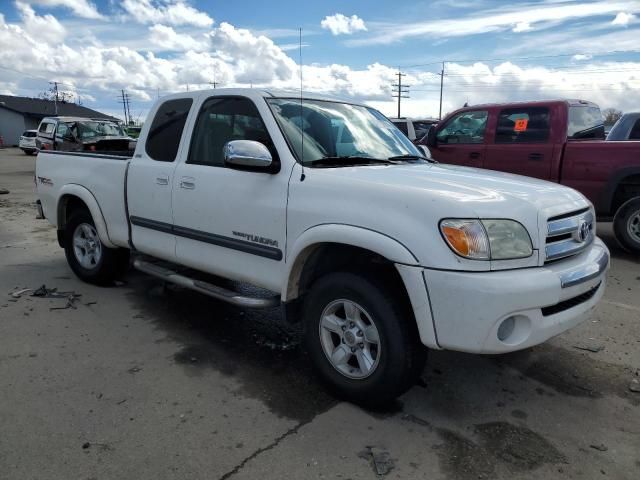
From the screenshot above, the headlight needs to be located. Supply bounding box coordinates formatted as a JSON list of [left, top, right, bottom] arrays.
[[440, 219, 532, 260], [440, 219, 490, 259]]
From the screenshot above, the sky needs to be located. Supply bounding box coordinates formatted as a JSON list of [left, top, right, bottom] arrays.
[[1, 0, 639, 122]]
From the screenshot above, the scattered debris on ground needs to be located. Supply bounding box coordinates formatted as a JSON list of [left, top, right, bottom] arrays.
[[572, 342, 604, 353], [359, 446, 395, 476], [590, 443, 608, 452], [8, 285, 85, 311], [10, 288, 32, 298]]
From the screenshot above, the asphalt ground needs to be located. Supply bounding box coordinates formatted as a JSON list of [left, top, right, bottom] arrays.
[[1, 147, 639, 479]]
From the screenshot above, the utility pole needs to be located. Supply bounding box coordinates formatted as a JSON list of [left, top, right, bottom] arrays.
[[391, 70, 409, 118], [49, 81, 59, 115], [125, 93, 132, 126], [439, 61, 445, 120], [119, 90, 129, 125], [209, 69, 219, 89]]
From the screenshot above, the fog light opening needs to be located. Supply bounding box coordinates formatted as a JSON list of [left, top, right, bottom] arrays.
[[497, 316, 516, 342]]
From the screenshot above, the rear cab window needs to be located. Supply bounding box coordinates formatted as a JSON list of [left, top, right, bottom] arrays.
[[145, 98, 193, 162], [630, 118, 640, 140], [39, 122, 55, 135], [495, 107, 550, 143], [392, 121, 409, 136], [568, 105, 605, 140]]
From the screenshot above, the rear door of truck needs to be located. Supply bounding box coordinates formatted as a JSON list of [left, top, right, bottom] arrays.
[[483, 105, 556, 179], [126, 97, 194, 260]]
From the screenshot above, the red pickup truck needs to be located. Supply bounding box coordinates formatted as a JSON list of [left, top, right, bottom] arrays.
[[424, 99, 640, 252]]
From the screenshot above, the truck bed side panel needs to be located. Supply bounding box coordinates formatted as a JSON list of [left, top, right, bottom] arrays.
[[36, 151, 131, 247], [561, 141, 640, 215]]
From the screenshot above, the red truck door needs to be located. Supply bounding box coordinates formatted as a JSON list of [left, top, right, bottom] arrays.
[[431, 110, 488, 168], [483, 106, 555, 180]]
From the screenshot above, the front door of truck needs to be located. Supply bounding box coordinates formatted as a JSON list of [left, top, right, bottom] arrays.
[[430, 110, 488, 168], [127, 97, 193, 260], [484, 106, 555, 180], [171, 95, 288, 293]]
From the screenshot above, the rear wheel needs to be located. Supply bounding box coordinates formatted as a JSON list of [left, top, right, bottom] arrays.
[[64, 210, 129, 284], [303, 271, 426, 406], [613, 197, 640, 253]]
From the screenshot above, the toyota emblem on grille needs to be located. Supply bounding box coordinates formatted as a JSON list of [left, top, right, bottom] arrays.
[[578, 220, 591, 242]]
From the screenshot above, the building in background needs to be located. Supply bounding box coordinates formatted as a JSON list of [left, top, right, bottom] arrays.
[[0, 95, 118, 146]]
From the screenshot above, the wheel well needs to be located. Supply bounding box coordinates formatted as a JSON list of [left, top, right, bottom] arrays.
[[612, 174, 640, 213], [285, 243, 413, 323], [58, 195, 90, 230]]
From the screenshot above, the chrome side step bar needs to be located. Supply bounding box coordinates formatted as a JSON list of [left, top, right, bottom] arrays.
[[133, 259, 281, 309]]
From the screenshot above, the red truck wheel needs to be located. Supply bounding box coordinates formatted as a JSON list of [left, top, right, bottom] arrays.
[[613, 197, 640, 253]]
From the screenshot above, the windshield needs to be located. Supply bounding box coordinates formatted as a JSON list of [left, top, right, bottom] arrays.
[[76, 121, 126, 140], [267, 98, 422, 166], [568, 106, 605, 139]]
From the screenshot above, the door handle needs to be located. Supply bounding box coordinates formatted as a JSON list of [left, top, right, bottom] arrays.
[[469, 152, 481, 159], [155, 175, 169, 185], [179, 177, 196, 190], [528, 153, 544, 161]]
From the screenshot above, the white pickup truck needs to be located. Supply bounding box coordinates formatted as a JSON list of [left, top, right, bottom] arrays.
[[36, 89, 609, 405]]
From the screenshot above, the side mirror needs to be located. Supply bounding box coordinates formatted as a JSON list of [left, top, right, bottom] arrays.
[[224, 140, 273, 169], [425, 126, 437, 148], [418, 145, 433, 160]]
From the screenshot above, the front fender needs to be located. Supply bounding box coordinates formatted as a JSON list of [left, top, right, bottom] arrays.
[[282, 223, 419, 301], [57, 184, 116, 248]]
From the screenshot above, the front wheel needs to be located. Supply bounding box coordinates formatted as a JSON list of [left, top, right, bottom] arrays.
[[613, 197, 640, 253], [303, 272, 426, 406], [64, 210, 129, 285]]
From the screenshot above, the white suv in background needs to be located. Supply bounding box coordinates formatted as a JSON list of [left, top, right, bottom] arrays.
[[390, 118, 438, 143], [19, 130, 38, 155]]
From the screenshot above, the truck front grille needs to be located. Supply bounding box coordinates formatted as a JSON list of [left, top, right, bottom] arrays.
[[545, 207, 594, 262]]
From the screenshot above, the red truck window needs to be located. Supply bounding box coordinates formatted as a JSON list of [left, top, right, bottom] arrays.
[[568, 105, 604, 139], [629, 119, 640, 140], [436, 111, 488, 144], [495, 107, 550, 143]]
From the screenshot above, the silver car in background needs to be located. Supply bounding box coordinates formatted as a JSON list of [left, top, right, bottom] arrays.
[[19, 130, 38, 155]]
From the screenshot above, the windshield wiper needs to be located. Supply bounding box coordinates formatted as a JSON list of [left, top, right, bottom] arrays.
[[308, 156, 395, 168], [387, 154, 436, 163]]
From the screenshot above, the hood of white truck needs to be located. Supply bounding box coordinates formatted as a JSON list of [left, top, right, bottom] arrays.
[[316, 162, 587, 217], [292, 162, 590, 271]]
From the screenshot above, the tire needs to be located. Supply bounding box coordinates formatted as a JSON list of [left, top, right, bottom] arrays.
[[64, 210, 130, 285], [303, 271, 426, 407], [613, 197, 640, 253]]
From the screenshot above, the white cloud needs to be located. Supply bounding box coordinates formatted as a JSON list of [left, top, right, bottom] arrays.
[[321, 13, 367, 35], [121, 0, 214, 28], [29, 0, 103, 19], [15, 1, 66, 44], [1, 3, 639, 122], [612, 11, 637, 26], [148, 24, 208, 51], [512, 21, 532, 32], [348, 1, 640, 44], [572, 54, 593, 61]]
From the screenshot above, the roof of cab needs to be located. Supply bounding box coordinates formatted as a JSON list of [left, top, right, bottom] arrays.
[[41, 116, 122, 123], [157, 88, 359, 106], [454, 99, 599, 112]]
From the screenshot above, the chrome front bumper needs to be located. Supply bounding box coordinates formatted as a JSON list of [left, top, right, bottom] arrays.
[[559, 247, 609, 288]]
